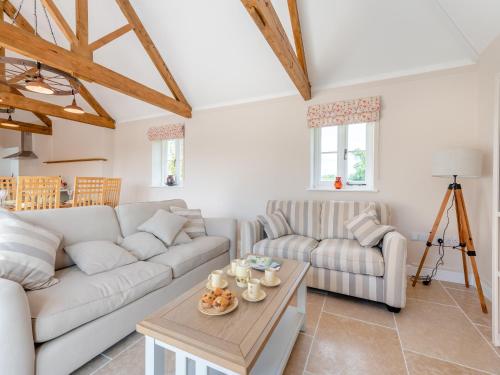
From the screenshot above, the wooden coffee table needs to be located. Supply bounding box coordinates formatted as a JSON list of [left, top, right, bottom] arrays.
[[137, 258, 309, 375]]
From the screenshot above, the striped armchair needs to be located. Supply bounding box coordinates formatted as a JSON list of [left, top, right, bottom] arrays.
[[240, 200, 407, 312]]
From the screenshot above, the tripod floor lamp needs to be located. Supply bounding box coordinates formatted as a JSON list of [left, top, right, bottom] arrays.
[[412, 148, 487, 313]]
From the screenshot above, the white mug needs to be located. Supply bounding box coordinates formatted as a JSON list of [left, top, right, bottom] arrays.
[[208, 270, 224, 288], [247, 278, 261, 299], [230, 259, 240, 274], [265, 267, 277, 283]]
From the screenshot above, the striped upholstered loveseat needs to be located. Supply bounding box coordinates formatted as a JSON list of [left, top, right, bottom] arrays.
[[240, 200, 407, 312]]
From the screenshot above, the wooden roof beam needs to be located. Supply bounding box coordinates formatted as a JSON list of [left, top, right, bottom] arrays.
[[241, 0, 311, 100], [77, 83, 113, 120], [115, 0, 190, 108], [0, 22, 191, 117], [88, 24, 133, 52], [40, 0, 78, 46], [0, 119, 52, 135], [3, 0, 35, 34], [0, 91, 115, 128], [287, 0, 308, 77], [74, 0, 92, 58]]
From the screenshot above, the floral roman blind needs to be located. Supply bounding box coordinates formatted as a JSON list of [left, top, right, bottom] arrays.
[[147, 123, 184, 141], [307, 96, 381, 128]]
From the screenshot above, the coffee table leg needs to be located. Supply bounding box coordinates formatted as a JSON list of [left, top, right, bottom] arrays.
[[297, 278, 307, 332], [175, 352, 187, 374], [145, 336, 164, 375], [195, 361, 208, 375]]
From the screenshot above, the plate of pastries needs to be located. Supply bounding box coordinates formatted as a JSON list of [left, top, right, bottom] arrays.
[[198, 287, 238, 316]]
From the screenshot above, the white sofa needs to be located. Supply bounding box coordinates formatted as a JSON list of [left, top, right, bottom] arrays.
[[0, 199, 236, 375], [240, 200, 407, 311]]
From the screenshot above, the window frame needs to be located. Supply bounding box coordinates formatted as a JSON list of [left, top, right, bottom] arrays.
[[151, 138, 184, 187], [310, 122, 377, 191]]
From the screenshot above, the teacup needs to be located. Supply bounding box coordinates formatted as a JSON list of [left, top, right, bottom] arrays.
[[208, 270, 224, 288], [247, 278, 261, 299], [264, 267, 277, 283]]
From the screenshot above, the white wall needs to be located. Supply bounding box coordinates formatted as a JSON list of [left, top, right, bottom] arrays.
[[114, 66, 487, 281]]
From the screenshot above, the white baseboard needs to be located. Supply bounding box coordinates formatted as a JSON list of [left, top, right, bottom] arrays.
[[406, 265, 492, 302]]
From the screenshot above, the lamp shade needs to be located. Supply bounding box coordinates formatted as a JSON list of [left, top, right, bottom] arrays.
[[432, 148, 482, 178]]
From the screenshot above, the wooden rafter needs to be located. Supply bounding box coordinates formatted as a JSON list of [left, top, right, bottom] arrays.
[[241, 0, 311, 100], [77, 83, 113, 120], [3, 0, 35, 34], [1, 84, 53, 127], [88, 24, 134, 52], [0, 21, 191, 117], [0, 91, 115, 128], [75, 0, 91, 58], [0, 119, 52, 135], [287, 0, 307, 77], [115, 0, 190, 107], [40, 0, 78, 46]]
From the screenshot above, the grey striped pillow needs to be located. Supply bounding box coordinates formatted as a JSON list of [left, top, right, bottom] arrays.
[[257, 210, 294, 240], [170, 207, 207, 238], [345, 208, 394, 247], [0, 210, 62, 290]]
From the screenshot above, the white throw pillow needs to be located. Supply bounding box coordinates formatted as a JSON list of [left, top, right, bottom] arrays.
[[170, 207, 207, 239], [173, 230, 192, 245], [0, 209, 62, 290], [65, 240, 137, 275], [120, 232, 167, 260], [257, 210, 294, 240], [137, 209, 187, 245], [345, 208, 395, 247]]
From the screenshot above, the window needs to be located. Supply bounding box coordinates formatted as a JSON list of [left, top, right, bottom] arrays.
[[152, 139, 184, 187], [311, 123, 375, 190]]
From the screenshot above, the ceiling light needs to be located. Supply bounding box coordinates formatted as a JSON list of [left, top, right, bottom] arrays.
[[25, 76, 55, 95], [64, 94, 84, 114], [1, 115, 19, 127]]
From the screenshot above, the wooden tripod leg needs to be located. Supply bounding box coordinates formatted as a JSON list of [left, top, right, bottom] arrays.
[[454, 189, 469, 288], [412, 186, 453, 287], [455, 188, 488, 313]]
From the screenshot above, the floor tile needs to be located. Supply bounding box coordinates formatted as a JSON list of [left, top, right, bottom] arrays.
[[475, 324, 500, 356], [324, 292, 395, 329], [395, 299, 500, 373], [103, 332, 143, 359], [290, 290, 325, 335], [404, 350, 487, 374], [306, 312, 406, 374], [283, 333, 313, 375], [71, 355, 110, 375], [446, 288, 492, 327], [407, 278, 455, 306], [440, 280, 477, 294]]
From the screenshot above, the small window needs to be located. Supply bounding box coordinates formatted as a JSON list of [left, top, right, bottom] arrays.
[[152, 139, 184, 187], [311, 123, 375, 190]]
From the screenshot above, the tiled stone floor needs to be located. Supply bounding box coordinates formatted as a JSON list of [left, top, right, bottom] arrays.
[[72, 279, 500, 375]]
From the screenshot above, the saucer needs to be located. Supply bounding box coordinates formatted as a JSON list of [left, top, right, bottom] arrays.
[[260, 277, 281, 287], [226, 269, 236, 277], [242, 289, 266, 302], [206, 279, 228, 291]]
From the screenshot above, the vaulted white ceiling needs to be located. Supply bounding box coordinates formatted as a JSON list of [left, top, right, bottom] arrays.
[[5, 0, 500, 123]]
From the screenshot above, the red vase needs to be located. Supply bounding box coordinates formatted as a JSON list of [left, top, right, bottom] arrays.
[[334, 177, 343, 190]]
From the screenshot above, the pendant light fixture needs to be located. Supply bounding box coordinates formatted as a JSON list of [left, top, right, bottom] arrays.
[[25, 62, 55, 95], [64, 91, 84, 114]]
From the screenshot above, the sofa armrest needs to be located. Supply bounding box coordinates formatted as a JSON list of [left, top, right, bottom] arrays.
[[204, 218, 237, 260], [0, 278, 34, 375], [240, 220, 264, 258], [382, 231, 407, 308]]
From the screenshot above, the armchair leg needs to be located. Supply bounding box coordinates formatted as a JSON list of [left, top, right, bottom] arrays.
[[386, 305, 401, 313]]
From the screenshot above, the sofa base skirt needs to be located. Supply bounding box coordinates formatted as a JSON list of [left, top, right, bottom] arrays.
[[307, 267, 385, 304], [35, 252, 230, 375]]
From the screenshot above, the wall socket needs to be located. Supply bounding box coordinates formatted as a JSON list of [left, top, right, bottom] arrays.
[[410, 232, 460, 247]]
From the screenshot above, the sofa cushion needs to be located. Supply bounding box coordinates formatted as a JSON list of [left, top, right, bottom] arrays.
[[311, 239, 385, 277], [170, 207, 207, 238], [253, 235, 318, 262], [345, 208, 395, 247], [320, 201, 391, 240], [27, 261, 172, 343], [65, 241, 138, 275], [137, 209, 187, 246], [115, 199, 187, 238], [16, 206, 122, 270], [120, 232, 168, 260], [266, 201, 321, 240], [257, 210, 293, 240], [147, 236, 229, 278]]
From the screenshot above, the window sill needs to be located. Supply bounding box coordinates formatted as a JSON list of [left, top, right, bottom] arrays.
[[307, 187, 378, 192], [150, 185, 184, 189]]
